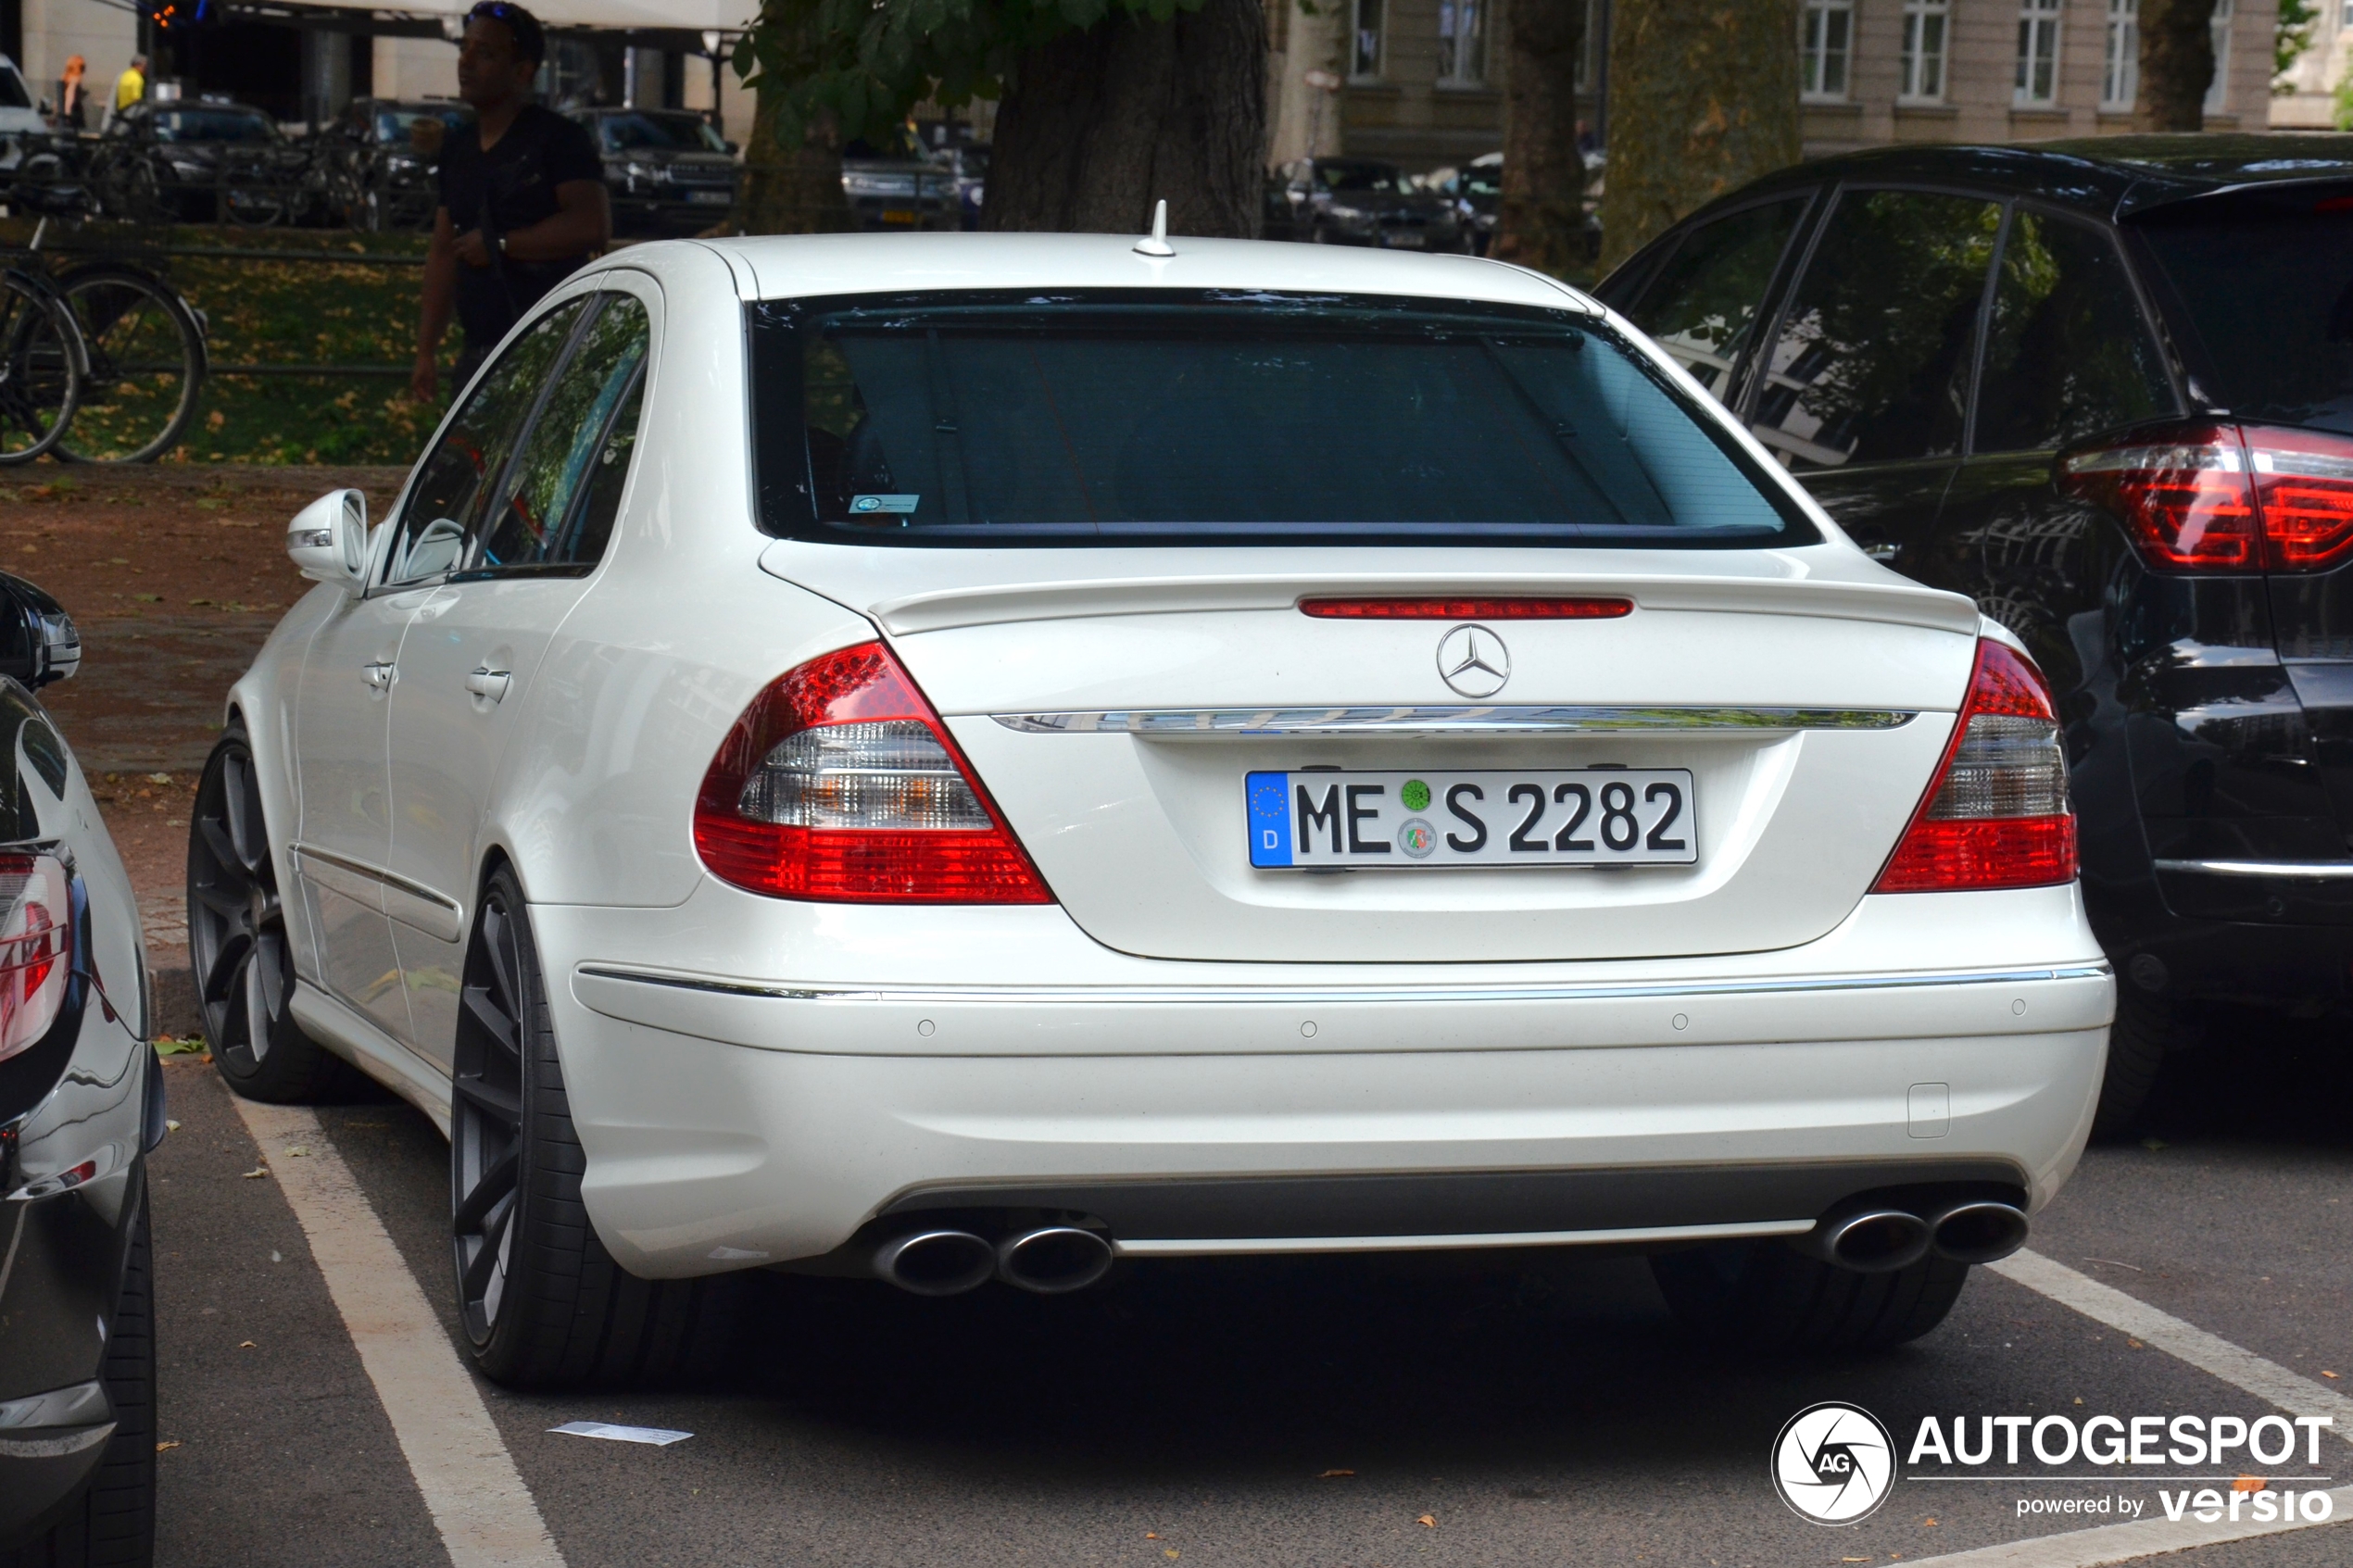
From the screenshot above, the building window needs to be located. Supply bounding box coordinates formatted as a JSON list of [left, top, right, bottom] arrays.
[[2205, 0, 2233, 111], [1901, 0, 1950, 100], [1438, 0, 1487, 84], [1801, 0, 1854, 100], [1351, 0, 1385, 79], [2015, 0, 2063, 106], [2101, 0, 2137, 108]]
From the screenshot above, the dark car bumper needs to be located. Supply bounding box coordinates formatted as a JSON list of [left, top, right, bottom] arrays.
[[611, 188, 737, 235]]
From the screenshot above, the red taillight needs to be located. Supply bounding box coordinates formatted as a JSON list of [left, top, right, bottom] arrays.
[[1300, 597, 1633, 620], [0, 853, 71, 1061], [1873, 641, 2077, 894], [692, 642, 1052, 904], [2060, 422, 2353, 573]]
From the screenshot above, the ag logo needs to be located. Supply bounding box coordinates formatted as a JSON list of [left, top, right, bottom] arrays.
[[1771, 1402, 1895, 1525]]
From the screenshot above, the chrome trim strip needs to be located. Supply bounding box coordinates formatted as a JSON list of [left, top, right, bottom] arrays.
[[1115, 1218, 1816, 1257], [2155, 858, 2353, 880], [574, 962, 2111, 1008], [291, 842, 462, 915], [990, 705, 1917, 736]]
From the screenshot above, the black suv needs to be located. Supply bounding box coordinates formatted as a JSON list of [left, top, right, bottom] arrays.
[[1598, 137, 2353, 1131], [567, 107, 737, 237]]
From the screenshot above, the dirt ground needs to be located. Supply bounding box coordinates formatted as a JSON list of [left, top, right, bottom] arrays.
[[0, 465, 410, 1035]]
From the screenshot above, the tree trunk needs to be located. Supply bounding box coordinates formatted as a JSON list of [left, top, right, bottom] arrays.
[[1493, 0, 1586, 277], [737, 76, 853, 234], [2136, 0, 2218, 132], [1596, 0, 1802, 273], [984, 0, 1266, 238]]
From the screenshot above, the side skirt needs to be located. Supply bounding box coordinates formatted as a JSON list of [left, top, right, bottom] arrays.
[[289, 981, 455, 1137]]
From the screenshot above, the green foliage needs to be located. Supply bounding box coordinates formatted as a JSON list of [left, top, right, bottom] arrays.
[[2276, 0, 2318, 82], [736, 0, 1206, 146]]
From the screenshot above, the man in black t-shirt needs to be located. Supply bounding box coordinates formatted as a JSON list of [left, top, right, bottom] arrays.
[[411, 1, 610, 402]]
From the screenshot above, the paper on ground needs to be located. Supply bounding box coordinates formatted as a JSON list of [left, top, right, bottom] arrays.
[[548, 1421, 693, 1446]]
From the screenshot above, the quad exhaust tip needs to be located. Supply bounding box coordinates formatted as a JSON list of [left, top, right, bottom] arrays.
[[872, 1223, 1117, 1297], [1794, 1198, 2030, 1273], [1928, 1199, 2030, 1265]]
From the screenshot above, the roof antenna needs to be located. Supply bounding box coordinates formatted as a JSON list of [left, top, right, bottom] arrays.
[[1133, 199, 1175, 257]]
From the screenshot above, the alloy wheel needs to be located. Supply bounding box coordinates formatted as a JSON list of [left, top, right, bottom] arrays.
[[450, 886, 528, 1345], [187, 741, 290, 1071]]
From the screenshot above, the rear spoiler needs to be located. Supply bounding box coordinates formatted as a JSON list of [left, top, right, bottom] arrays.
[[2117, 172, 2353, 222]]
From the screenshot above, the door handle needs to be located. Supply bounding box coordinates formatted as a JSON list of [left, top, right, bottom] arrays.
[[361, 660, 395, 692], [464, 665, 512, 704]]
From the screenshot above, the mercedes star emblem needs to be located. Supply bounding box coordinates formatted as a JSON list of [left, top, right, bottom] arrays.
[[1436, 623, 1510, 698]]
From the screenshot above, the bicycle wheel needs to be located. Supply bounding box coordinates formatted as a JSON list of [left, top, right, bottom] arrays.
[[56, 264, 205, 463], [0, 271, 83, 466]]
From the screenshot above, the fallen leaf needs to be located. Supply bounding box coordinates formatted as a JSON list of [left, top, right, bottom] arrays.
[[240, 1166, 268, 1179], [238, 1340, 256, 1348], [2323, 1371, 2340, 1379], [145, 773, 172, 785], [165, 1120, 181, 1132], [2127, 1338, 2144, 1349], [283, 1147, 309, 1158], [1319, 1468, 1355, 1478], [156, 1440, 182, 1452], [1144, 1534, 1158, 1540], [2233, 1475, 2266, 1494], [1164, 1552, 1179, 1562], [1923, 1518, 1938, 1526], [1417, 1514, 1437, 1528]]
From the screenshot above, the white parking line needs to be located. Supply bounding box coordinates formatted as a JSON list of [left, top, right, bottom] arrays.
[[233, 1098, 567, 1568], [1900, 1485, 2353, 1567], [1990, 1249, 2353, 1440]]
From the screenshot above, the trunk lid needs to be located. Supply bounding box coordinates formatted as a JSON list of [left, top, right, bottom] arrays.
[[761, 543, 1981, 963]]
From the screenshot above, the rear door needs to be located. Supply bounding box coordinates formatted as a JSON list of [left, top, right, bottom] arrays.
[[1611, 191, 1816, 406], [1745, 186, 2003, 584]]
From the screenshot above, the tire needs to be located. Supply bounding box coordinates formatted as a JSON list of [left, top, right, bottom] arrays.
[[54, 265, 205, 464], [188, 722, 360, 1103], [0, 273, 83, 467], [5, 1192, 157, 1567], [2090, 988, 2202, 1140], [451, 866, 745, 1389], [1651, 1238, 1970, 1354]]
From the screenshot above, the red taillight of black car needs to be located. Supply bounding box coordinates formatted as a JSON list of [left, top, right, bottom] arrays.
[[0, 852, 72, 1062], [2061, 421, 2353, 573], [693, 641, 1053, 905]]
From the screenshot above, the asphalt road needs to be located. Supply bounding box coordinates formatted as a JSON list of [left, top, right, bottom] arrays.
[[141, 1010, 2352, 1568]]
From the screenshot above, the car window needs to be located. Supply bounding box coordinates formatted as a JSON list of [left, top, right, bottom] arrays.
[[471, 295, 649, 573], [1973, 211, 2173, 455], [386, 299, 591, 585], [1317, 161, 1411, 193], [1622, 196, 1810, 404], [1751, 188, 2002, 470], [596, 111, 725, 154], [154, 108, 276, 144], [757, 291, 1818, 548], [2133, 187, 2353, 435]]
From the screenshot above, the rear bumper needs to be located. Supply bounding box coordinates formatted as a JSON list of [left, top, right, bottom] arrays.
[[533, 884, 2111, 1277]]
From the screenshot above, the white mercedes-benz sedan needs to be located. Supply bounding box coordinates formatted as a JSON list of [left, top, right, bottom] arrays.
[[190, 231, 2111, 1387]]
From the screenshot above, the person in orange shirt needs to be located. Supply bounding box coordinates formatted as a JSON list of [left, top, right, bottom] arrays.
[[55, 56, 88, 131]]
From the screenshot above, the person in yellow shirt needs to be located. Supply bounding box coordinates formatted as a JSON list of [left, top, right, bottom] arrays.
[[112, 55, 145, 116]]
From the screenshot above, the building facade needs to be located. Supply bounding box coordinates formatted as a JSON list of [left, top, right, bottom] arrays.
[[2273, 0, 2349, 127], [1267, 0, 2282, 176]]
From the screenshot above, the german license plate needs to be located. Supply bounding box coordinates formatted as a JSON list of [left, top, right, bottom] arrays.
[[1247, 770, 1696, 869], [880, 207, 919, 224], [1383, 231, 1427, 248], [686, 189, 732, 205]]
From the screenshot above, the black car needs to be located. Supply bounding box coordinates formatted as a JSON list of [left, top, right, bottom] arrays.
[[1432, 152, 1502, 254], [1277, 157, 1464, 251], [567, 107, 737, 237], [840, 129, 957, 232], [0, 574, 162, 1564], [91, 97, 308, 226], [318, 97, 472, 233], [1597, 136, 2353, 1131]]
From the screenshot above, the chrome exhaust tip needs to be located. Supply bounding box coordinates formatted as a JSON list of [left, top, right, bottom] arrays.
[[996, 1225, 1115, 1295], [1796, 1207, 1933, 1274], [873, 1229, 997, 1296], [1929, 1200, 2030, 1265]]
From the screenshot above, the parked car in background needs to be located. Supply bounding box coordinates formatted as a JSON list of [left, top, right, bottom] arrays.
[[0, 54, 45, 146], [1598, 136, 2353, 1133], [214, 232, 2104, 1386], [932, 141, 988, 230], [91, 96, 309, 226], [319, 97, 472, 232], [1277, 157, 1464, 250], [0, 571, 161, 1567], [1429, 152, 1502, 255], [567, 107, 736, 238], [839, 129, 956, 232]]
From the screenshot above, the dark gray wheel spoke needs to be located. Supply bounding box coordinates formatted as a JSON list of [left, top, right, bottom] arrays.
[[460, 984, 517, 1051], [202, 931, 253, 1003], [453, 1071, 521, 1126], [191, 881, 245, 919], [197, 817, 244, 880], [453, 1148, 518, 1232], [461, 1198, 514, 1301]]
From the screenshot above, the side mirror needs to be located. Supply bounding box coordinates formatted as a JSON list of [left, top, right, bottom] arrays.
[[288, 488, 370, 591], [0, 574, 82, 689]]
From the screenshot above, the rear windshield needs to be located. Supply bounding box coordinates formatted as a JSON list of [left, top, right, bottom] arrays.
[[597, 111, 725, 153], [155, 109, 275, 144], [748, 291, 1816, 548], [2133, 188, 2353, 433]]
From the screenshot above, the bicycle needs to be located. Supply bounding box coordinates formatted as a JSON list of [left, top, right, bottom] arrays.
[[3, 147, 208, 464]]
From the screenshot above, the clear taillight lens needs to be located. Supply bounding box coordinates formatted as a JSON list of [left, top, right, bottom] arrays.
[[1874, 642, 2076, 894], [2059, 422, 2353, 573], [693, 643, 1052, 904], [0, 852, 72, 1061]]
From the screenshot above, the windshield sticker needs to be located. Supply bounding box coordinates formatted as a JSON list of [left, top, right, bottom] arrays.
[[851, 494, 922, 515]]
